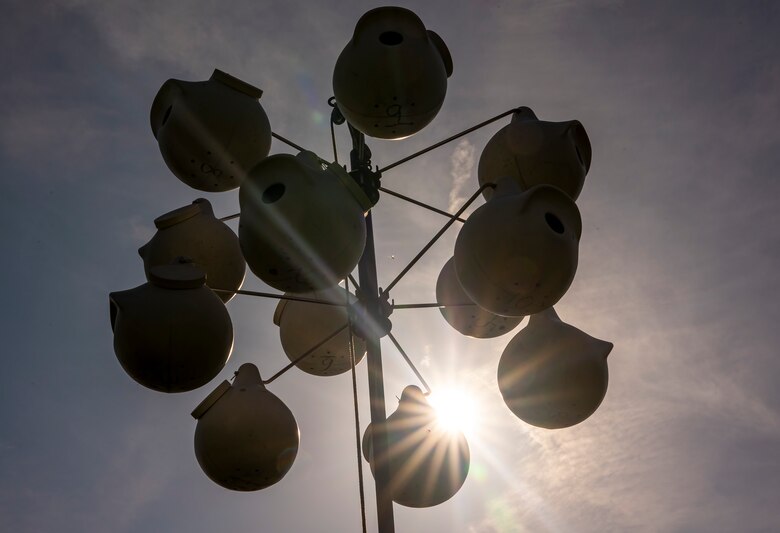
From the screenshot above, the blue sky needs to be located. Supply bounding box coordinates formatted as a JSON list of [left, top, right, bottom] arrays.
[[1, 1, 779, 532]]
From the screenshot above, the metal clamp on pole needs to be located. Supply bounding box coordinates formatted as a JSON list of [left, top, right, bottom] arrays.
[[348, 122, 383, 207]]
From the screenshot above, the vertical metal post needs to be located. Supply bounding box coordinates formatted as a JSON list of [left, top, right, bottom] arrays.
[[358, 214, 395, 533], [351, 127, 395, 533]]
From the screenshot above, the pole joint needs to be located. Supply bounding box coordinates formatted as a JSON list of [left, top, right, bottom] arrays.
[[345, 122, 382, 206]]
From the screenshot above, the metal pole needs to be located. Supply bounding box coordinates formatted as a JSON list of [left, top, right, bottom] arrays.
[[348, 124, 395, 533], [358, 213, 395, 533]]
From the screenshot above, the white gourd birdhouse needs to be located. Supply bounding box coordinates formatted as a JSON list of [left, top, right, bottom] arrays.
[[454, 178, 582, 317], [150, 69, 272, 192], [274, 287, 367, 376], [436, 257, 523, 338], [497, 308, 612, 429], [238, 151, 371, 293], [362, 386, 470, 508], [109, 262, 233, 393], [138, 198, 246, 303], [333, 6, 453, 140], [478, 107, 592, 201], [192, 363, 299, 491]]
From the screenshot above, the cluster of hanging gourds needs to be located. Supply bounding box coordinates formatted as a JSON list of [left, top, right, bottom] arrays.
[[441, 105, 613, 430], [108, 5, 612, 510]]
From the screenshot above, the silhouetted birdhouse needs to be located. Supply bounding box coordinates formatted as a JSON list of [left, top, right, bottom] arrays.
[[109, 261, 233, 393], [192, 363, 299, 491], [497, 308, 612, 429], [274, 286, 366, 376], [436, 257, 522, 338], [333, 6, 453, 139], [363, 385, 470, 508], [478, 107, 592, 201], [151, 69, 271, 192], [454, 178, 581, 317], [138, 198, 245, 303], [239, 151, 371, 293]]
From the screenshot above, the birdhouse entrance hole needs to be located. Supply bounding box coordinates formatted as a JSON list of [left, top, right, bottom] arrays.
[[545, 212, 565, 234], [379, 31, 403, 46], [262, 183, 285, 204]]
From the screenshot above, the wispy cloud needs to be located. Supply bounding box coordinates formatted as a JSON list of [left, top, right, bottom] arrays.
[[448, 138, 475, 213]]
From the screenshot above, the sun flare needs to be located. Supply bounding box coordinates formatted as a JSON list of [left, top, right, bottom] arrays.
[[427, 387, 480, 437]]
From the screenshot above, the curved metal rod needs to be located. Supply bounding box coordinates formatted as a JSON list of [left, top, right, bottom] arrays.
[[381, 183, 494, 296], [263, 324, 349, 384], [379, 186, 466, 223], [211, 288, 348, 306], [378, 107, 521, 173]]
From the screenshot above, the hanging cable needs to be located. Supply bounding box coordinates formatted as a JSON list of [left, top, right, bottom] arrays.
[[345, 277, 368, 533], [328, 96, 345, 167]]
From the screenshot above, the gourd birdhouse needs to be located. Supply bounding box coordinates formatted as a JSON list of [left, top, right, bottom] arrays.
[[363, 386, 470, 508], [138, 198, 246, 303], [436, 257, 523, 338], [151, 69, 271, 192], [454, 178, 581, 317], [333, 6, 453, 139], [239, 151, 371, 293], [497, 308, 612, 429], [274, 286, 366, 376], [109, 262, 233, 393], [478, 107, 592, 201], [192, 363, 299, 491]]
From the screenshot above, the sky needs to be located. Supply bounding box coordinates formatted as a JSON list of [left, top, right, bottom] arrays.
[[1, 0, 779, 532]]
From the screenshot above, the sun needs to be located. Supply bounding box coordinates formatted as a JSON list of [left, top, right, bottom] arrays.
[[427, 386, 480, 437]]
